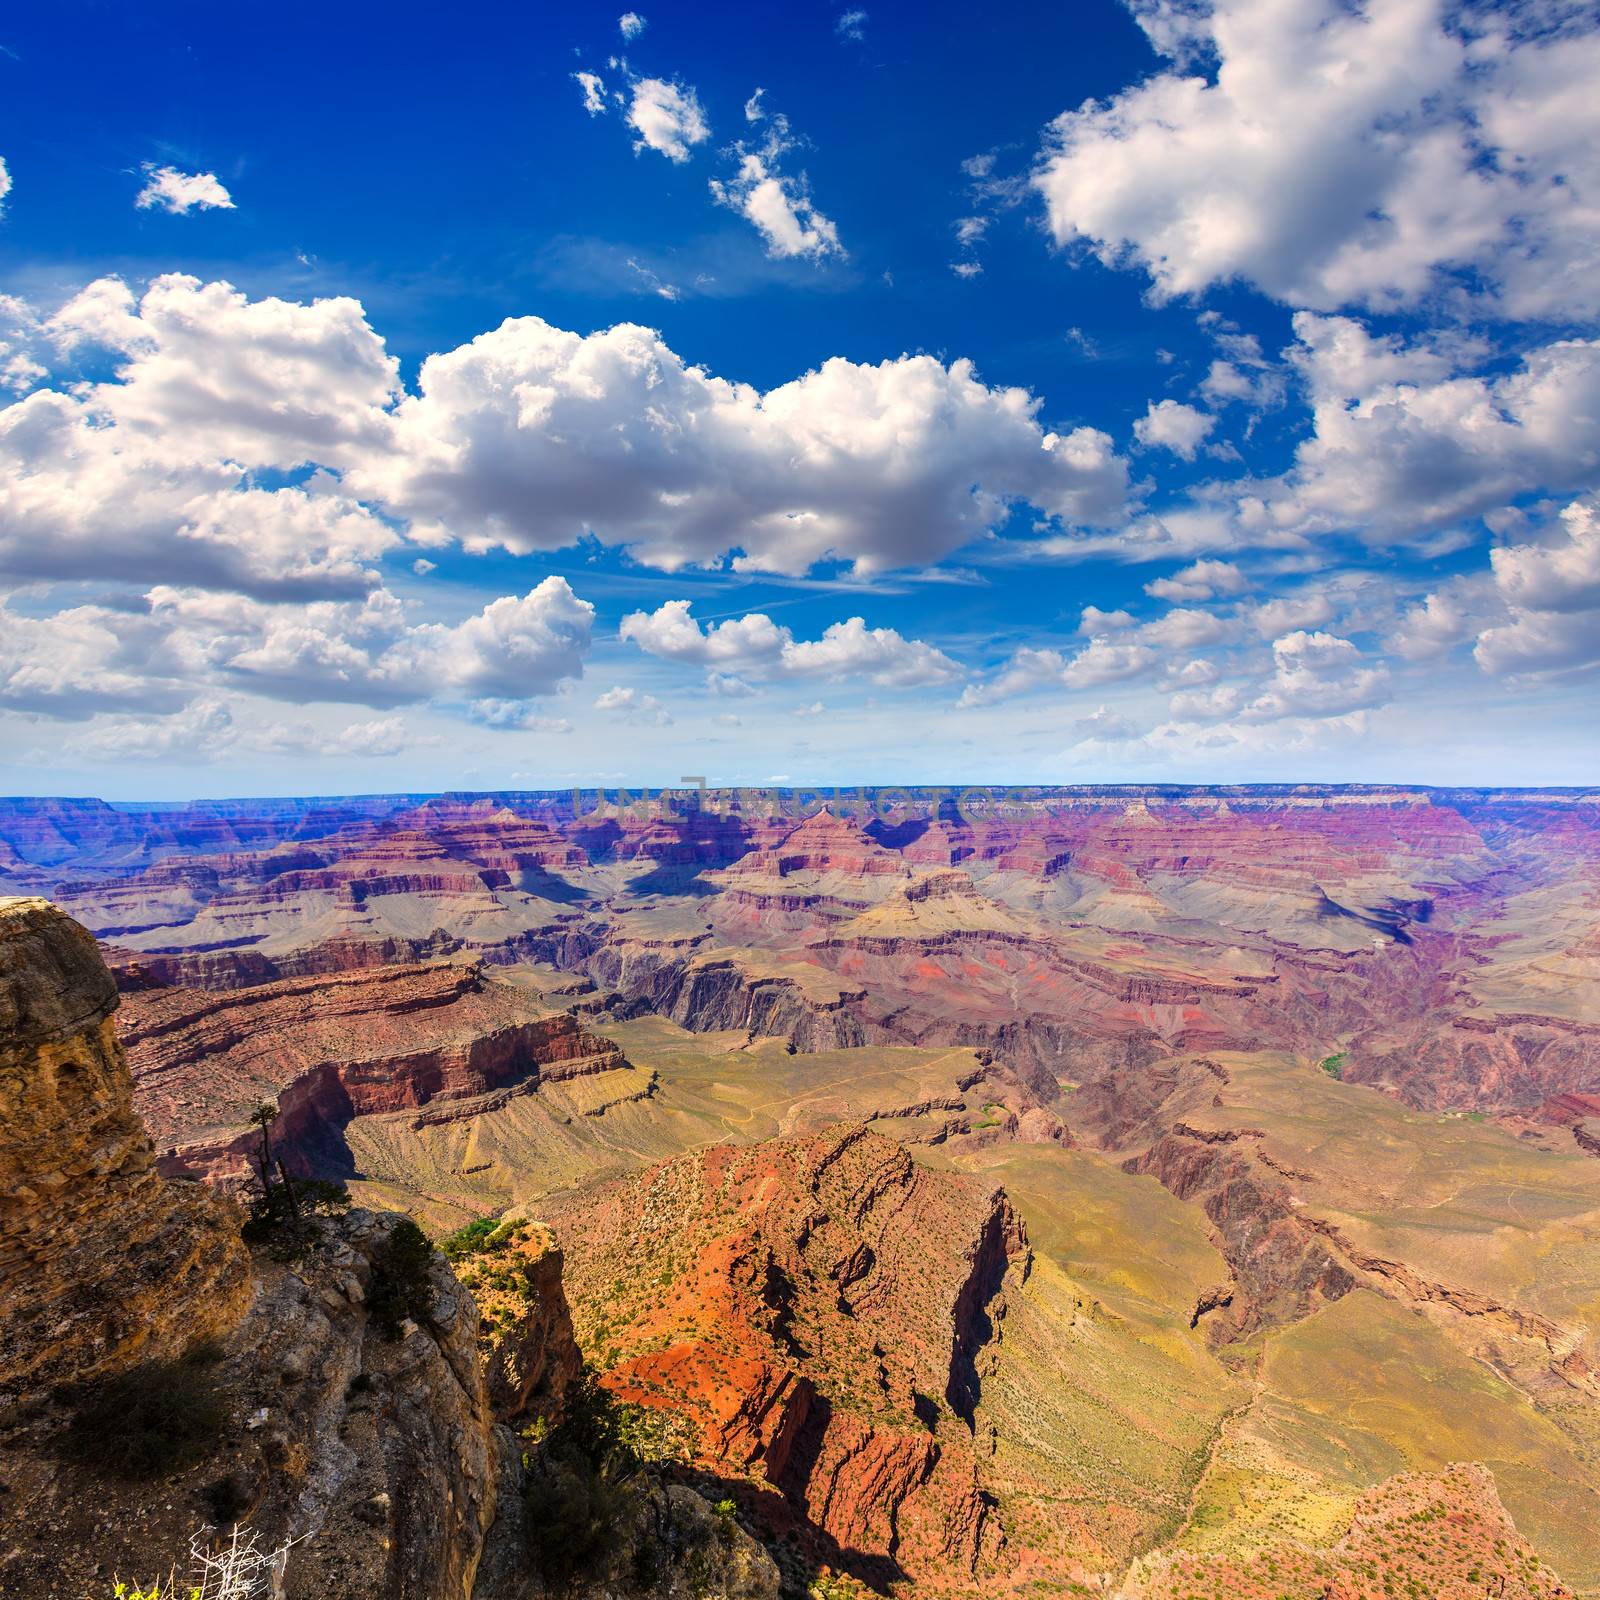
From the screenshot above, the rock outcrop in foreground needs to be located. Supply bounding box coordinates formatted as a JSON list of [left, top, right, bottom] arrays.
[[548, 1125, 1030, 1586], [0, 896, 249, 1398], [0, 901, 778, 1600]]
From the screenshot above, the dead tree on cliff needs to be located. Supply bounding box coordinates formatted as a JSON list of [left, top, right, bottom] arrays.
[[243, 1100, 349, 1255], [246, 1101, 302, 1246], [248, 1102, 279, 1197]]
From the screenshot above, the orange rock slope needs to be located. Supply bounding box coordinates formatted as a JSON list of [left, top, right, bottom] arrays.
[[545, 1125, 1030, 1587]]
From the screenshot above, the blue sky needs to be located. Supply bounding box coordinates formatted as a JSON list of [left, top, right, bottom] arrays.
[[1, 0, 1597, 798]]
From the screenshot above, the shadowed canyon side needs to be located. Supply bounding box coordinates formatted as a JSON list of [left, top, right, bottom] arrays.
[[2, 786, 1598, 1599]]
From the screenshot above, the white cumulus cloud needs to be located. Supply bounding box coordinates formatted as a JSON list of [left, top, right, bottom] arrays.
[[75, 698, 236, 761], [627, 78, 710, 162], [1034, 0, 1600, 320], [1281, 318, 1600, 542], [1074, 705, 1138, 741], [620, 600, 961, 688], [710, 101, 842, 260], [594, 685, 672, 725], [0, 275, 1092, 615], [125, 576, 594, 713], [962, 599, 1254, 706], [1138, 314, 1600, 562], [575, 71, 609, 115], [135, 165, 235, 215], [1246, 593, 1335, 638], [1243, 630, 1391, 721], [957, 647, 1069, 708], [360, 315, 1128, 576], [0, 275, 400, 597], [1133, 398, 1215, 460], [1474, 498, 1600, 676], [1064, 635, 1159, 688], [1145, 558, 1246, 602]]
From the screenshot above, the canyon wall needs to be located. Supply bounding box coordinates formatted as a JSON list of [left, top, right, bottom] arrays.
[[0, 895, 250, 1398], [547, 1124, 1030, 1587], [118, 958, 638, 1184], [11, 788, 1594, 1127]]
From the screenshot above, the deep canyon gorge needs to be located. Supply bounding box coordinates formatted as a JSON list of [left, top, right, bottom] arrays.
[[2, 784, 1598, 1599]]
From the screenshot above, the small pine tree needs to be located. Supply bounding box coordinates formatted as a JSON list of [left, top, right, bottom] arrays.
[[368, 1219, 436, 1338]]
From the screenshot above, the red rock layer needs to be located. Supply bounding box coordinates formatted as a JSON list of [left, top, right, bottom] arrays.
[[724, 810, 908, 878], [119, 959, 632, 1182], [546, 1125, 1029, 1584], [1541, 1092, 1600, 1125], [7, 789, 1597, 1115]]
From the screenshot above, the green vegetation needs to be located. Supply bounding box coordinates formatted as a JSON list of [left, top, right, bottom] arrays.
[[440, 1213, 510, 1259], [1255, 1290, 1600, 1586], [241, 1174, 351, 1251], [1318, 1052, 1347, 1080], [524, 1450, 637, 1589], [522, 1377, 642, 1589], [519, 1375, 722, 1593], [60, 1343, 229, 1481], [367, 1218, 437, 1338]]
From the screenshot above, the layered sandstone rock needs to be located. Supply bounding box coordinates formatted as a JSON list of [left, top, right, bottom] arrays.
[[23, 787, 1596, 1121], [547, 1125, 1029, 1584], [0, 896, 250, 1398], [723, 808, 909, 879], [118, 959, 638, 1183], [569, 804, 769, 866]]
